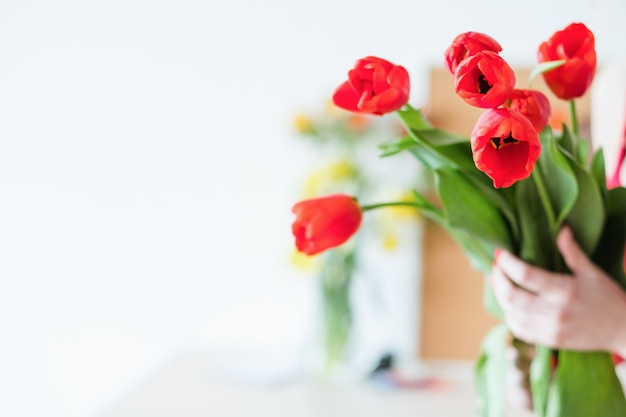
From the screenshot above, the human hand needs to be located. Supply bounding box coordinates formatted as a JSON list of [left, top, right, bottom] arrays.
[[491, 225, 626, 357]]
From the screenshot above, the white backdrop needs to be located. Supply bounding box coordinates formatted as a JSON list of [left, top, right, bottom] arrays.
[[0, 1, 625, 416]]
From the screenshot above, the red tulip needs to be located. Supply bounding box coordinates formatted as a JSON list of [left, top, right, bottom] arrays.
[[292, 194, 362, 256], [471, 108, 541, 188], [444, 31, 503, 74], [505, 89, 552, 133], [537, 22, 596, 100], [454, 51, 516, 108], [332, 56, 410, 115]]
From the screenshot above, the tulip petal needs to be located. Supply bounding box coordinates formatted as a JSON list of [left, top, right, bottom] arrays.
[[291, 194, 362, 256], [537, 22, 596, 100], [471, 109, 541, 188], [454, 51, 515, 108], [331, 56, 410, 115], [444, 31, 503, 74], [332, 81, 361, 112]]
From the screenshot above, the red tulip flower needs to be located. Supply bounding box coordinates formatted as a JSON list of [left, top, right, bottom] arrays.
[[454, 51, 516, 108], [471, 108, 541, 188], [332, 56, 410, 115], [444, 31, 503, 74], [505, 89, 552, 133], [292, 194, 362, 256], [537, 22, 596, 100]]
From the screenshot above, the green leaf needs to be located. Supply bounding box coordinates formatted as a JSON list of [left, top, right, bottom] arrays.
[[397, 104, 433, 130], [536, 129, 579, 231], [407, 138, 476, 171], [529, 59, 566, 86], [564, 157, 605, 255], [575, 138, 589, 166], [408, 190, 445, 223], [380, 117, 469, 159], [407, 191, 499, 274], [546, 350, 626, 417], [378, 135, 418, 157], [530, 345, 554, 417], [417, 167, 512, 274], [592, 186, 626, 289], [435, 167, 512, 251], [416, 193, 494, 273], [475, 324, 509, 417], [395, 105, 464, 168], [590, 148, 608, 201], [411, 127, 468, 146], [396, 108, 475, 170], [556, 125, 576, 157], [464, 169, 520, 244], [483, 273, 503, 319], [515, 178, 554, 267], [383, 124, 474, 172], [449, 229, 494, 273]]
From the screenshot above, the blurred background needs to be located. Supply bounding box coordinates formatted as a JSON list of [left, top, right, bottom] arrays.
[[0, 1, 625, 416]]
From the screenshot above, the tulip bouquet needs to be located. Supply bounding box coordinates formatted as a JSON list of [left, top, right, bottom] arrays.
[[291, 22, 626, 416]]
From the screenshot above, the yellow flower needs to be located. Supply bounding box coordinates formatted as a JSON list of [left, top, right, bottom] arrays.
[[290, 250, 319, 271], [327, 160, 357, 182], [293, 114, 315, 134], [382, 230, 399, 251], [302, 160, 358, 198], [302, 170, 325, 198]]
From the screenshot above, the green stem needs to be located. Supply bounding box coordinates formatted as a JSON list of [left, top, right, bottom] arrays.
[[531, 169, 562, 270], [569, 100, 579, 136], [359, 201, 419, 212], [531, 169, 555, 229]]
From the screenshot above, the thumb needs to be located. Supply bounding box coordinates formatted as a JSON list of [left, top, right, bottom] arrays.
[[556, 225, 595, 276]]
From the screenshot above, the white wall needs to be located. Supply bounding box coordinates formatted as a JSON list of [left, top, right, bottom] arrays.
[[0, 1, 625, 416]]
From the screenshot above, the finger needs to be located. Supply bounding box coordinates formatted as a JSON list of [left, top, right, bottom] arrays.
[[491, 266, 537, 312], [492, 276, 555, 346], [505, 315, 550, 347], [501, 305, 542, 345], [556, 225, 595, 275], [495, 249, 569, 296]]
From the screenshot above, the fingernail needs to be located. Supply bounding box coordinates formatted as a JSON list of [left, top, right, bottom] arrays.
[[494, 248, 502, 262]]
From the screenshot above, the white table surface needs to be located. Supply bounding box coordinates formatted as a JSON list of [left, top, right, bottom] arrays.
[[99, 351, 535, 417]]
